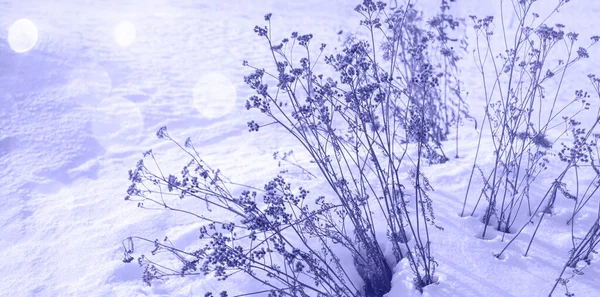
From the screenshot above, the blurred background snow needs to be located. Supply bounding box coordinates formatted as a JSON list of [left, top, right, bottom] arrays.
[[1, 0, 600, 296]]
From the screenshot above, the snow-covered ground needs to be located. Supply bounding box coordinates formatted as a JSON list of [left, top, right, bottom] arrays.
[[1, 0, 599, 296]]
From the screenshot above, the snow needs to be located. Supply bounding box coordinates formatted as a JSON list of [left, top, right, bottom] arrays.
[[1, 0, 599, 296]]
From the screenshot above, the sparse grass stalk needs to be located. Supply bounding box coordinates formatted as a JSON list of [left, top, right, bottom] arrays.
[[462, 0, 596, 241], [123, 1, 468, 296]]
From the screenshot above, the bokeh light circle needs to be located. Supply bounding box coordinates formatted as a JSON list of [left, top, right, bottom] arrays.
[[192, 72, 237, 119], [114, 21, 136, 47], [7, 18, 38, 53], [90, 96, 144, 152], [67, 64, 113, 107]]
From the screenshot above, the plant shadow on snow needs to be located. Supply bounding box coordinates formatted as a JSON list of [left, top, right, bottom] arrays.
[[109, 260, 145, 283]]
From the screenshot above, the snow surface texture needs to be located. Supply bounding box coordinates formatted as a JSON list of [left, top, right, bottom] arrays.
[[1, 0, 599, 296]]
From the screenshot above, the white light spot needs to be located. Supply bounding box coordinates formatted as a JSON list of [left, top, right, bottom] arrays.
[[114, 21, 136, 47], [90, 96, 144, 153], [67, 64, 112, 107], [193, 73, 237, 119], [7, 19, 38, 53]]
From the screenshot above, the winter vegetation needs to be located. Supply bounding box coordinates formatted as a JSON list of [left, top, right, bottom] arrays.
[[122, 1, 600, 296], [2, 0, 600, 297]]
